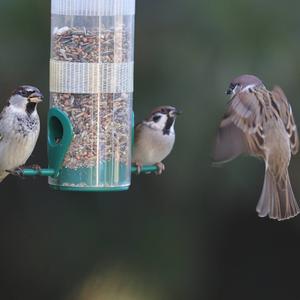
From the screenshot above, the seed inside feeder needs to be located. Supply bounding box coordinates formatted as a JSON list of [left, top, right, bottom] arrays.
[[51, 25, 132, 170], [52, 93, 130, 169], [52, 25, 131, 63]]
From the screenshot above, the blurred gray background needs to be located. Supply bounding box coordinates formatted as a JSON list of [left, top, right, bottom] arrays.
[[0, 0, 300, 299]]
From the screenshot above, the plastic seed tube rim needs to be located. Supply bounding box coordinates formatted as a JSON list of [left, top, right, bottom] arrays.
[[52, 0, 135, 16]]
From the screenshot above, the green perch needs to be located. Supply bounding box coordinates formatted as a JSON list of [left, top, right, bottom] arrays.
[[20, 165, 159, 177]]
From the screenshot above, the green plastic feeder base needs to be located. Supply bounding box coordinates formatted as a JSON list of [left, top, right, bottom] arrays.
[[49, 184, 129, 192], [48, 162, 130, 191]]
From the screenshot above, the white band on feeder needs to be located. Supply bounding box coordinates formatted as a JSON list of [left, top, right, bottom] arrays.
[[50, 60, 134, 94], [51, 0, 135, 16]]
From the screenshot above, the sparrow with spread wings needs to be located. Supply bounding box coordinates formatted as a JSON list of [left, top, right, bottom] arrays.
[[213, 74, 299, 221]]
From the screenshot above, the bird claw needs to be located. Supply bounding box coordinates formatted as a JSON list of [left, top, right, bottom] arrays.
[[6, 167, 24, 177], [155, 162, 165, 175], [134, 163, 142, 175], [6, 164, 41, 177], [134, 162, 165, 175]]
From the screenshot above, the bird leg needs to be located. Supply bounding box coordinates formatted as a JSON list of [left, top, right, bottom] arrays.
[[155, 162, 165, 175], [134, 163, 143, 175]]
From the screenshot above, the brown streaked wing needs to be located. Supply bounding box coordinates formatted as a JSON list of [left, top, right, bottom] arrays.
[[213, 91, 265, 163], [228, 91, 266, 154], [227, 91, 263, 134], [272, 86, 299, 155]]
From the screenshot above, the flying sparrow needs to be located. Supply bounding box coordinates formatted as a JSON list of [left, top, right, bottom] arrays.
[[213, 74, 299, 220], [0, 85, 43, 182], [133, 106, 180, 174]]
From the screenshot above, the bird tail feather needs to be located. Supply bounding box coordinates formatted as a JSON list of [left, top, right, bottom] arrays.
[[256, 169, 300, 220]]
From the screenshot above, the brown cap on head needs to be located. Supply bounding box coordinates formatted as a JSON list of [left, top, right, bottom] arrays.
[[231, 74, 263, 87], [148, 106, 181, 119], [150, 106, 175, 115], [226, 74, 264, 95]]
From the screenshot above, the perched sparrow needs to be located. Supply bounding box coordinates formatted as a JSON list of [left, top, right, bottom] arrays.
[[213, 74, 299, 221], [0, 85, 43, 182], [133, 106, 180, 174]]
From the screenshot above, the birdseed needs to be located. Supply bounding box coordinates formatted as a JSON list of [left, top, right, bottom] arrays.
[[51, 25, 132, 169], [52, 25, 131, 63]]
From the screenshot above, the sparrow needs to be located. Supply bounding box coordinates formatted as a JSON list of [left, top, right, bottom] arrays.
[[213, 74, 299, 221], [133, 106, 180, 174], [0, 85, 43, 182]]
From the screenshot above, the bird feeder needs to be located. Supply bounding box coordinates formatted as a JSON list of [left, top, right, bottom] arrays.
[[20, 0, 158, 191], [48, 0, 136, 191]]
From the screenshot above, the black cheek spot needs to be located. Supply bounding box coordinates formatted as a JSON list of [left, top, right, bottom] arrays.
[[152, 115, 161, 123]]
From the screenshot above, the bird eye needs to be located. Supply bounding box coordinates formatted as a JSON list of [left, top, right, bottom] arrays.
[[19, 90, 27, 97], [152, 115, 161, 123]]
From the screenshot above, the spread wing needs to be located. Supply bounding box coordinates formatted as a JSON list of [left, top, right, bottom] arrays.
[[271, 86, 299, 155], [213, 90, 265, 163]]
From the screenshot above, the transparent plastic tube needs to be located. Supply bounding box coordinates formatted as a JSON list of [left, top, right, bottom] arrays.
[[49, 0, 135, 191]]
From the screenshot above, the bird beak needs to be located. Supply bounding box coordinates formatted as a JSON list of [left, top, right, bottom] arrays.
[[226, 88, 233, 95], [170, 109, 182, 117], [28, 92, 43, 103]]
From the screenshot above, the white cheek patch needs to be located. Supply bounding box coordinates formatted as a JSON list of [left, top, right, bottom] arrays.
[[9, 95, 28, 110], [156, 114, 168, 130], [232, 85, 239, 94], [144, 114, 168, 131]]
